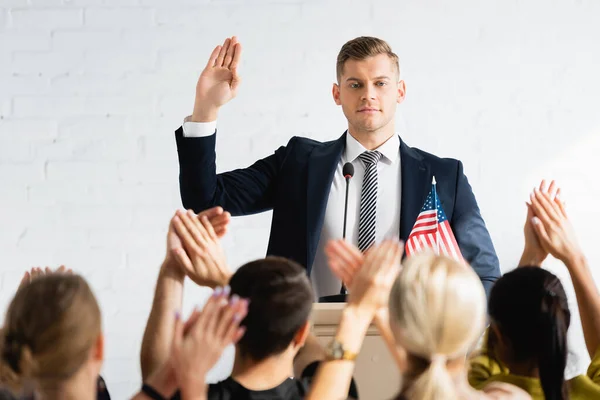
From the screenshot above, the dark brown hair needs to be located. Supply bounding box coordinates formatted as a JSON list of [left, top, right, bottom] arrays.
[[229, 256, 313, 361], [488, 267, 570, 400]]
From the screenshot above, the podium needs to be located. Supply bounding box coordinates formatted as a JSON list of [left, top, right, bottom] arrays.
[[310, 302, 401, 399]]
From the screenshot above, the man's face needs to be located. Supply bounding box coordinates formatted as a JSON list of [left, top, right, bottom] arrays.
[[333, 54, 406, 134]]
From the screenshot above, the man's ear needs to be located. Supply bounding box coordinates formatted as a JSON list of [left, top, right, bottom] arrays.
[[397, 80, 406, 104], [332, 83, 341, 105], [293, 321, 311, 348]]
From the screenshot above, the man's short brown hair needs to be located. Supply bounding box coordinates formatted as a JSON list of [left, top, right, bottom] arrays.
[[336, 36, 400, 82], [229, 256, 313, 361]]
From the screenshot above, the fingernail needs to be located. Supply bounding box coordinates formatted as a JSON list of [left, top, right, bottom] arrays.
[[230, 294, 240, 305], [241, 298, 250, 308], [187, 210, 195, 216], [233, 312, 244, 321], [223, 285, 231, 296], [213, 286, 222, 296], [175, 311, 181, 320], [532, 217, 540, 224]]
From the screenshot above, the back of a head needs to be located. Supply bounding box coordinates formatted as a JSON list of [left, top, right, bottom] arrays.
[[0, 274, 101, 394], [488, 267, 570, 400], [229, 257, 313, 362], [336, 36, 400, 82], [388, 253, 487, 400]]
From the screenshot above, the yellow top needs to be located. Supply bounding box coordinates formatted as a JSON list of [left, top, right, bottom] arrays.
[[469, 332, 600, 400]]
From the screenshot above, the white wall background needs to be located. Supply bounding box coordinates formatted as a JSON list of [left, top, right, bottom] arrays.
[[1, 0, 600, 397]]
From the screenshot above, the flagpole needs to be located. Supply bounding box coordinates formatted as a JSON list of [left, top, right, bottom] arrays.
[[432, 176, 440, 255]]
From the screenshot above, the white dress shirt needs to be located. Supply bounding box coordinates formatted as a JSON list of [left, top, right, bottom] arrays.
[[182, 117, 402, 299]]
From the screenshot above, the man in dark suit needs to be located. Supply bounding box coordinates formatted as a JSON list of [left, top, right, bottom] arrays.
[[175, 36, 500, 298]]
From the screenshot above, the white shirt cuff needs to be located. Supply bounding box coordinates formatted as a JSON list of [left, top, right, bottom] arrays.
[[182, 116, 217, 138]]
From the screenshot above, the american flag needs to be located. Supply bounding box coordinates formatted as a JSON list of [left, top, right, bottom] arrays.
[[405, 178, 463, 261]]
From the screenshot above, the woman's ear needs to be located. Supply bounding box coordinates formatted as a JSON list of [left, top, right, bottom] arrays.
[[92, 333, 104, 362]]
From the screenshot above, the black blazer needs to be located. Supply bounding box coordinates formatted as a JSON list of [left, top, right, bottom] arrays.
[[175, 128, 500, 295]]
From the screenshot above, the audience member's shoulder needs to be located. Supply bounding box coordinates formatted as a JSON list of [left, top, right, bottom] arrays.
[[0, 388, 16, 400], [482, 382, 533, 400]]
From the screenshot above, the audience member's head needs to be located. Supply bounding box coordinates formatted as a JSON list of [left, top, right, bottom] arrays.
[[228, 256, 313, 362], [0, 274, 103, 398], [488, 266, 570, 400], [388, 253, 487, 400]]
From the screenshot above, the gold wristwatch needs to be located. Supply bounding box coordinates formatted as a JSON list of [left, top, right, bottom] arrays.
[[325, 338, 358, 361]]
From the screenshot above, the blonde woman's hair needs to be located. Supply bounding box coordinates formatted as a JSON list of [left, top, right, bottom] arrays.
[[0, 274, 101, 394], [388, 253, 487, 400]]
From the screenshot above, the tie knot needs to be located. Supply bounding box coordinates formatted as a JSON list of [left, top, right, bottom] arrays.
[[359, 150, 382, 166]]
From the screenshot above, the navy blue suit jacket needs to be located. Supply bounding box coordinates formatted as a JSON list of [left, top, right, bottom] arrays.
[[175, 128, 500, 295]]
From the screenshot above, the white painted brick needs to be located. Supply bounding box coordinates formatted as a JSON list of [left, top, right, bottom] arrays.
[[84, 50, 156, 74], [139, 134, 177, 161], [0, 75, 52, 96], [0, 185, 27, 207], [10, 8, 83, 29], [85, 95, 156, 116], [0, 32, 52, 52], [118, 161, 178, 184], [0, 0, 28, 7], [46, 161, 120, 182], [0, 119, 58, 141], [0, 139, 33, 162], [0, 9, 7, 29], [130, 206, 174, 228], [51, 248, 126, 274], [84, 7, 155, 28], [50, 73, 123, 95], [11, 51, 85, 76], [88, 228, 164, 249], [121, 26, 197, 51], [0, 99, 11, 118], [15, 226, 90, 250], [90, 183, 181, 206], [52, 30, 121, 51], [28, 183, 90, 206], [0, 163, 45, 184], [12, 96, 85, 117], [37, 134, 139, 162], [58, 115, 126, 137], [60, 205, 134, 229]]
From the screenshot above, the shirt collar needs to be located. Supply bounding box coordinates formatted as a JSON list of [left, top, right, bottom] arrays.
[[344, 132, 400, 165]]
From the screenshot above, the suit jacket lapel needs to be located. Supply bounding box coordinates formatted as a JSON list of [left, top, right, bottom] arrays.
[[306, 132, 346, 273], [399, 138, 431, 241]]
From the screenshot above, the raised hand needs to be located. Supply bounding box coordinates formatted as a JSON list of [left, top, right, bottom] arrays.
[[325, 239, 363, 287], [520, 180, 560, 266], [530, 185, 581, 264], [172, 289, 248, 399], [19, 265, 72, 290], [169, 209, 232, 288], [347, 240, 403, 316], [192, 36, 242, 122]]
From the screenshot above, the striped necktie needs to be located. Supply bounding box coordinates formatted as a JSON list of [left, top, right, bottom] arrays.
[[357, 150, 382, 252]]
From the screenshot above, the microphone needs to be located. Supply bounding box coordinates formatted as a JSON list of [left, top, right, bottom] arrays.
[[320, 162, 354, 303], [342, 162, 354, 240], [340, 162, 354, 295]]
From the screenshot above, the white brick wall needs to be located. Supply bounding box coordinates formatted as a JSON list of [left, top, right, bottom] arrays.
[[1, 0, 600, 398]]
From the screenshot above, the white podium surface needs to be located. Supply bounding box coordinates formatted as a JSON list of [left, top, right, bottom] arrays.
[[311, 303, 401, 399]]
